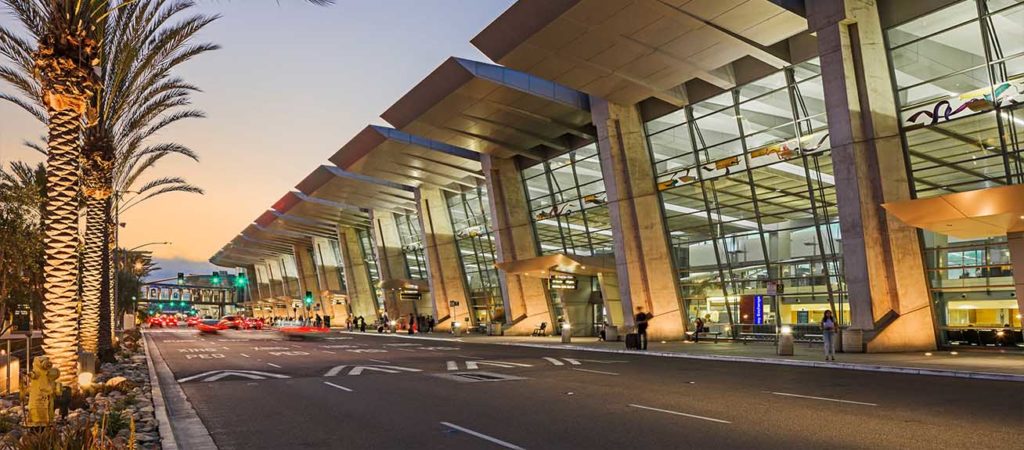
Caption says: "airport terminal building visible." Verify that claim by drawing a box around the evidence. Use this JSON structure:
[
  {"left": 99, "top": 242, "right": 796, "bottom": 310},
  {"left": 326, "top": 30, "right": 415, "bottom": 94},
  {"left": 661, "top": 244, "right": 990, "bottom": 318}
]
[{"left": 210, "top": 0, "right": 1024, "bottom": 352}]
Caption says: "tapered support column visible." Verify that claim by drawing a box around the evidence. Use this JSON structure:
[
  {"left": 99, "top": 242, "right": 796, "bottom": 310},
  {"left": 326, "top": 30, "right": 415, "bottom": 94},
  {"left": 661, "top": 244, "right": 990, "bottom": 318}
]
[
  {"left": 371, "top": 211, "right": 413, "bottom": 320},
  {"left": 1008, "top": 232, "right": 1024, "bottom": 324},
  {"left": 337, "top": 225, "right": 378, "bottom": 321},
  {"left": 591, "top": 98, "right": 685, "bottom": 340},
  {"left": 293, "top": 243, "right": 321, "bottom": 320},
  {"left": 312, "top": 236, "right": 344, "bottom": 323},
  {"left": 482, "top": 154, "right": 554, "bottom": 335},
  {"left": 810, "top": 0, "right": 936, "bottom": 351},
  {"left": 417, "top": 187, "right": 469, "bottom": 331}
]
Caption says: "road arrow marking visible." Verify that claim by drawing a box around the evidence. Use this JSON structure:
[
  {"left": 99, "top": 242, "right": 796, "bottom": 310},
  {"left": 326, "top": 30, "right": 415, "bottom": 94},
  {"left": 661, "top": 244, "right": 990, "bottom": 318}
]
[
  {"left": 465, "top": 361, "right": 533, "bottom": 370},
  {"left": 348, "top": 365, "right": 422, "bottom": 376},
  {"left": 324, "top": 365, "right": 348, "bottom": 377},
  {"left": 177, "top": 370, "right": 290, "bottom": 383}
]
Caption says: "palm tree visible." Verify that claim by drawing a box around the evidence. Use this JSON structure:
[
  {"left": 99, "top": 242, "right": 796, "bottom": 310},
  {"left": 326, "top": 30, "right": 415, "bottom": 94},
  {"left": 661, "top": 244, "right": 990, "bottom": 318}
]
[
  {"left": 0, "top": 0, "right": 108, "bottom": 384},
  {"left": 83, "top": 0, "right": 216, "bottom": 358},
  {"left": 0, "top": 161, "right": 46, "bottom": 334}
]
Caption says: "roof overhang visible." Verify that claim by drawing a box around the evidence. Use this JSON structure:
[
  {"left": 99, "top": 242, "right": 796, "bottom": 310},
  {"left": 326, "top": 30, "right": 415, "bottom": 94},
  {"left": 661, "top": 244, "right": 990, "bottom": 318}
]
[
  {"left": 296, "top": 165, "right": 417, "bottom": 214},
  {"left": 472, "top": 0, "right": 812, "bottom": 107},
  {"left": 330, "top": 125, "right": 484, "bottom": 192},
  {"left": 382, "top": 57, "right": 595, "bottom": 164},
  {"left": 882, "top": 185, "right": 1024, "bottom": 239}
]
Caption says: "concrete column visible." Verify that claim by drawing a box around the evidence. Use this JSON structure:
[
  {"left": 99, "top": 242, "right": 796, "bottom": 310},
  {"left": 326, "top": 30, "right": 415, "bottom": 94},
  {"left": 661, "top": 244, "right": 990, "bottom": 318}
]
[
  {"left": 809, "top": 0, "right": 937, "bottom": 351},
  {"left": 591, "top": 97, "right": 685, "bottom": 340},
  {"left": 337, "top": 225, "right": 378, "bottom": 321},
  {"left": 312, "top": 237, "right": 343, "bottom": 323},
  {"left": 293, "top": 243, "right": 321, "bottom": 320},
  {"left": 370, "top": 211, "right": 412, "bottom": 320},
  {"left": 416, "top": 187, "right": 469, "bottom": 331},
  {"left": 1007, "top": 232, "right": 1024, "bottom": 322},
  {"left": 482, "top": 154, "right": 554, "bottom": 335},
  {"left": 597, "top": 272, "right": 624, "bottom": 327}
]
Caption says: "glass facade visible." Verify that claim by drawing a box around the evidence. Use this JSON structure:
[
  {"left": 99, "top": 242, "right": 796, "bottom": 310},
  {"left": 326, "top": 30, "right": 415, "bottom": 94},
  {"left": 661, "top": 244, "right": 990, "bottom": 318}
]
[
  {"left": 521, "top": 143, "right": 613, "bottom": 256},
  {"left": 886, "top": 0, "right": 1024, "bottom": 343},
  {"left": 357, "top": 228, "right": 384, "bottom": 312},
  {"left": 396, "top": 214, "right": 428, "bottom": 280},
  {"left": 327, "top": 239, "right": 348, "bottom": 293},
  {"left": 646, "top": 59, "right": 847, "bottom": 339},
  {"left": 446, "top": 185, "right": 505, "bottom": 323}
]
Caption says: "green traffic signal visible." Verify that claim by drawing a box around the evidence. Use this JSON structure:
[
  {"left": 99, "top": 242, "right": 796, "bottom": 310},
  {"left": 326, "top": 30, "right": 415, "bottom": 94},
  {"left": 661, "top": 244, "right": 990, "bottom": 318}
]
[
  {"left": 304, "top": 291, "right": 313, "bottom": 305},
  {"left": 235, "top": 274, "right": 248, "bottom": 287},
  {"left": 211, "top": 271, "right": 221, "bottom": 285}
]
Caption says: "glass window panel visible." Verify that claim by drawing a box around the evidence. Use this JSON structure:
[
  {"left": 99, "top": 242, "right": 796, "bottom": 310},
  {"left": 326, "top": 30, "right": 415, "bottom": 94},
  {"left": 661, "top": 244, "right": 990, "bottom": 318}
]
[
  {"left": 891, "top": 22, "right": 986, "bottom": 89},
  {"left": 887, "top": 1, "right": 979, "bottom": 47}
]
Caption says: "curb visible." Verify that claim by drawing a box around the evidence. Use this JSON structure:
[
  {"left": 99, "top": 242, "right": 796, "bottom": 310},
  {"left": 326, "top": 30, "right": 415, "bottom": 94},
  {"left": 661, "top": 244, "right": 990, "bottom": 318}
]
[
  {"left": 142, "top": 331, "right": 218, "bottom": 449},
  {"left": 141, "top": 331, "right": 177, "bottom": 450},
  {"left": 341, "top": 331, "right": 1024, "bottom": 383}
]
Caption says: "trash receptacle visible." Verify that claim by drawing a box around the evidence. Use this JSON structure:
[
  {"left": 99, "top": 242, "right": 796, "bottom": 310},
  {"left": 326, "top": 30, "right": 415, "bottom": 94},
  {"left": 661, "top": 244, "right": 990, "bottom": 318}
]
[
  {"left": 603, "top": 325, "right": 619, "bottom": 342},
  {"left": 487, "top": 323, "right": 503, "bottom": 336},
  {"left": 777, "top": 331, "right": 794, "bottom": 356}
]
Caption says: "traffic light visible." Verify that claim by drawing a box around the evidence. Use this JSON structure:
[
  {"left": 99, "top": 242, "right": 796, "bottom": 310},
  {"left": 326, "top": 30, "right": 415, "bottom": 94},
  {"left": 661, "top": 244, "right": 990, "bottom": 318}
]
[
  {"left": 211, "top": 272, "right": 221, "bottom": 285},
  {"left": 304, "top": 291, "right": 313, "bottom": 306},
  {"left": 177, "top": 273, "right": 184, "bottom": 285},
  {"left": 235, "top": 273, "right": 248, "bottom": 287}
]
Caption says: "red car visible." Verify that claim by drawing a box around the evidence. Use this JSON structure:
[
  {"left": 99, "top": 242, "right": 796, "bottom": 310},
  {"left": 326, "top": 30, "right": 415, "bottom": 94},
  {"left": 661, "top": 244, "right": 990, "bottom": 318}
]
[
  {"left": 147, "top": 317, "right": 164, "bottom": 328},
  {"left": 196, "top": 319, "right": 227, "bottom": 334},
  {"left": 186, "top": 317, "right": 200, "bottom": 327},
  {"left": 244, "top": 317, "right": 265, "bottom": 330},
  {"left": 163, "top": 316, "right": 179, "bottom": 327},
  {"left": 218, "top": 315, "right": 247, "bottom": 330}
]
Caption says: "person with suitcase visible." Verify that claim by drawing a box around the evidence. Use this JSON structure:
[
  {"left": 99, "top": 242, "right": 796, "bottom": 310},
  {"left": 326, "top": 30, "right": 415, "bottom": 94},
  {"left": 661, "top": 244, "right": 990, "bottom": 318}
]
[{"left": 634, "top": 306, "right": 650, "bottom": 350}]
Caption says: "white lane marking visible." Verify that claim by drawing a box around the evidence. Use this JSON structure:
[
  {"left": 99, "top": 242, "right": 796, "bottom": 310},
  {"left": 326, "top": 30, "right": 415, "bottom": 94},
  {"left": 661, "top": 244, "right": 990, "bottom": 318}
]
[
  {"left": 324, "top": 365, "right": 347, "bottom": 377},
  {"left": 628, "top": 404, "right": 731, "bottom": 424},
  {"left": 240, "top": 353, "right": 250, "bottom": 358},
  {"left": 446, "top": 361, "right": 459, "bottom": 371},
  {"left": 564, "top": 358, "right": 581, "bottom": 365},
  {"left": 440, "top": 422, "right": 525, "bottom": 450},
  {"left": 543, "top": 357, "right": 564, "bottom": 366},
  {"left": 770, "top": 392, "right": 877, "bottom": 406},
  {"left": 394, "top": 348, "right": 415, "bottom": 352},
  {"left": 348, "top": 365, "right": 421, "bottom": 376},
  {"left": 323, "top": 381, "right": 353, "bottom": 392},
  {"left": 322, "top": 350, "right": 337, "bottom": 354},
  {"left": 572, "top": 368, "right": 618, "bottom": 376},
  {"left": 177, "top": 370, "right": 289, "bottom": 383},
  {"left": 267, "top": 363, "right": 282, "bottom": 368},
  {"left": 464, "top": 360, "right": 532, "bottom": 370},
  {"left": 368, "top": 359, "right": 390, "bottom": 364}
]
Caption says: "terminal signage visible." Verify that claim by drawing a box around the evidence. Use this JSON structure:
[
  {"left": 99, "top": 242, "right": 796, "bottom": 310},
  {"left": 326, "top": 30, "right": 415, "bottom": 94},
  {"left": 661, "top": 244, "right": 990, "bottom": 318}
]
[
  {"left": 754, "top": 295, "right": 764, "bottom": 325},
  {"left": 550, "top": 275, "right": 577, "bottom": 290}
]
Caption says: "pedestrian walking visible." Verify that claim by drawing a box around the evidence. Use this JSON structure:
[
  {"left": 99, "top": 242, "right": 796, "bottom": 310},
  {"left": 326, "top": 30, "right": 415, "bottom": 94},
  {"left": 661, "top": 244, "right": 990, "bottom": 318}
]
[
  {"left": 324, "top": 315, "right": 331, "bottom": 329},
  {"left": 358, "top": 316, "right": 366, "bottom": 333},
  {"left": 314, "top": 314, "right": 323, "bottom": 328},
  {"left": 346, "top": 316, "right": 353, "bottom": 331},
  {"left": 821, "top": 310, "right": 837, "bottom": 361},
  {"left": 427, "top": 316, "right": 435, "bottom": 333},
  {"left": 408, "top": 314, "right": 416, "bottom": 335},
  {"left": 635, "top": 307, "right": 650, "bottom": 350}
]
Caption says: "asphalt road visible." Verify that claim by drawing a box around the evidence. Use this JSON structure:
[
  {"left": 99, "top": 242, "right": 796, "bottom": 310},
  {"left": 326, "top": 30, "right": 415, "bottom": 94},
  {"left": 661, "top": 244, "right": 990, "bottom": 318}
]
[{"left": 145, "top": 328, "right": 1024, "bottom": 450}]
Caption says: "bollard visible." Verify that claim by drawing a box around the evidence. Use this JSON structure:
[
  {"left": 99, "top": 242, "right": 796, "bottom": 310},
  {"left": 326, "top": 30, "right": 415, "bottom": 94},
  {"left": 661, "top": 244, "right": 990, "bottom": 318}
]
[{"left": 561, "top": 323, "right": 572, "bottom": 343}]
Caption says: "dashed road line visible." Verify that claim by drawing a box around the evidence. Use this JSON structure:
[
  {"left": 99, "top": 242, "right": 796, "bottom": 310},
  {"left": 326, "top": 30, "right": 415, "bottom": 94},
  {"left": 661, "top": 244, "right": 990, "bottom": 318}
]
[
  {"left": 322, "top": 350, "right": 337, "bottom": 354},
  {"left": 267, "top": 363, "right": 282, "bottom": 368},
  {"left": 368, "top": 359, "right": 390, "bottom": 364},
  {"left": 628, "top": 404, "right": 731, "bottom": 424},
  {"left": 324, "top": 381, "right": 353, "bottom": 392},
  {"left": 769, "top": 392, "right": 877, "bottom": 406},
  {"left": 440, "top": 422, "right": 524, "bottom": 450},
  {"left": 240, "top": 353, "right": 250, "bottom": 358},
  {"left": 573, "top": 368, "right": 618, "bottom": 376}
]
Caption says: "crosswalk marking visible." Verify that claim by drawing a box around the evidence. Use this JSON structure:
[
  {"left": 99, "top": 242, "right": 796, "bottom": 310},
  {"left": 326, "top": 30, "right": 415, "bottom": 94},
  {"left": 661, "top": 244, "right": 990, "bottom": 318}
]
[
  {"left": 446, "top": 361, "right": 458, "bottom": 371},
  {"left": 543, "top": 357, "right": 563, "bottom": 366}
]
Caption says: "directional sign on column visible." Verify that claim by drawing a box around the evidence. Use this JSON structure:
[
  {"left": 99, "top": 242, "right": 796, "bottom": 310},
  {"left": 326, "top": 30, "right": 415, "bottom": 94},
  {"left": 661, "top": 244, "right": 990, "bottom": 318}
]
[
  {"left": 177, "top": 370, "right": 291, "bottom": 383},
  {"left": 323, "top": 365, "right": 422, "bottom": 376}
]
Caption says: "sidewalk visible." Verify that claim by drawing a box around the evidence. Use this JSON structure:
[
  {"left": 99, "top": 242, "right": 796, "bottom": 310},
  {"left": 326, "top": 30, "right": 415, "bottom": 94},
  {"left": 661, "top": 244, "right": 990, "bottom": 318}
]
[{"left": 342, "top": 330, "right": 1024, "bottom": 382}]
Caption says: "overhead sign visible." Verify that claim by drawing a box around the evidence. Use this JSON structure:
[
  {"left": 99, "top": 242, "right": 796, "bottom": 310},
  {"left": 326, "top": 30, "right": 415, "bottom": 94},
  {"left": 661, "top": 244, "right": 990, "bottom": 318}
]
[{"left": 550, "top": 275, "right": 577, "bottom": 290}]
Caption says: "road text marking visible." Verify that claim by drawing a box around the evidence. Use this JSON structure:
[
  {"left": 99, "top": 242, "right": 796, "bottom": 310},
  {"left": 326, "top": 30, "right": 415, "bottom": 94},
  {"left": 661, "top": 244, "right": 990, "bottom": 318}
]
[
  {"left": 323, "top": 381, "right": 353, "bottom": 392},
  {"left": 440, "top": 422, "right": 524, "bottom": 450},
  {"left": 628, "top": 404, "right": 730, "bottom": 424},
  {"left": 769, "top": 392, "right": 877, "bottom": 406}
]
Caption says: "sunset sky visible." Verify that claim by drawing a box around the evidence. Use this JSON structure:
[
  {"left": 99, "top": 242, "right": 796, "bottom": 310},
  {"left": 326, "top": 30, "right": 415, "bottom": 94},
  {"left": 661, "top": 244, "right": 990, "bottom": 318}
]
[{"left": 0, "top": 0, "right": 514, "bottom": 279}]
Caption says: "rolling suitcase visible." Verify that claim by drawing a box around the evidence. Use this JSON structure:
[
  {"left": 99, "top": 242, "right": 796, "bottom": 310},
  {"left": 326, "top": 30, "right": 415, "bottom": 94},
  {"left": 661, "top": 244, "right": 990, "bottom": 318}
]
[{"left": 626, "top": 332, "right": 640, "bottom": 350}]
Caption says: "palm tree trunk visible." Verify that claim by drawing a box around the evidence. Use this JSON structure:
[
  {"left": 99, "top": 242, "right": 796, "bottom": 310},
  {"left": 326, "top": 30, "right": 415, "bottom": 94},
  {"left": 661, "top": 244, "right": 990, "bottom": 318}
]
[
  {"left": 98, "top": 196, "right": 115, "bottom": 360},
  {"left": 80, "top": 193, "right": 104, "bottom": 354},
  {"left": 42, "top": 107, "right": 84, "bottom": 386}
]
